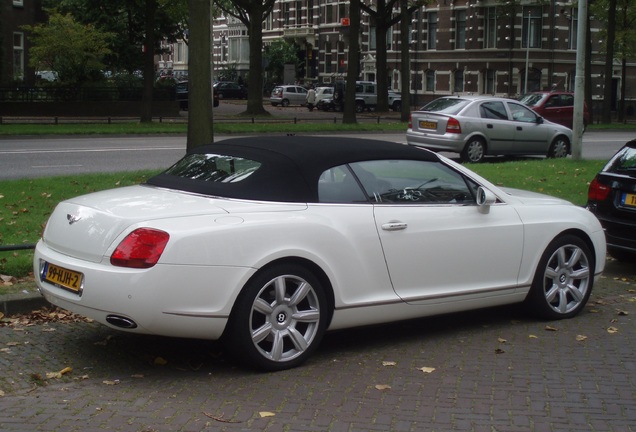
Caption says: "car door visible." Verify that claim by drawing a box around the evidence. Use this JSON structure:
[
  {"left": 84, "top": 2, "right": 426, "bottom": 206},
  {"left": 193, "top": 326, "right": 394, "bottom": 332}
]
[
  {"left": 476, "top": 101, "right": 517, "bottom": 153},
  {"left": 349, "top": 160, "right": 524, "bottom": 304},
  {"left": 294, "top": 86, "right": 308, "bottom": 104},
  {"left": 507, "top": 101, "right": 551, "bottom": 154}
]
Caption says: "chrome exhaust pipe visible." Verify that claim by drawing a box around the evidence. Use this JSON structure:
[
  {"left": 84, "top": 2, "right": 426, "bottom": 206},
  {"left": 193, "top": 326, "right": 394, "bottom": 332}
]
[{"left": 106, "top": 315, "right": 138, "bottom": 329}]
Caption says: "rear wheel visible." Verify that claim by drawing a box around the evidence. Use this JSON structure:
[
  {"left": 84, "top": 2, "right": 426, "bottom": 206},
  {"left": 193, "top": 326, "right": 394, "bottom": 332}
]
[
  {"left": 548, "top": 136, "right": 570, "bottom": 158},
  {"left": 461, "top": 138, "right": 486, "bottom": 163},
  {"left": 525, "top": 234, "right": 594, "bottom": 320},
  {"left": 392, "top": 101, "right": 402, "bottom": 112},
  {"left": 355, "top": 101, "right": 365, "bottom": 113},
  {"left": 226, "top": 264, "right": 328, "bottom": 371},
  {"left": 281, "top": 99, "right": 290, "bottom": 107}
]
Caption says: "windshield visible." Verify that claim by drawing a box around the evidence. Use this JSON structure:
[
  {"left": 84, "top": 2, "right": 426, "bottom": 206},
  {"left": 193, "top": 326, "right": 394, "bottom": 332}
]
[
  {"left": 608, "top": 146, "right": 636, "bottom": 173},
  {"left": 518, "top": 94, "right": 544, "bottom": 107},
  {"left": 420, "top": 98, "right": 470, "bottom": 115}
]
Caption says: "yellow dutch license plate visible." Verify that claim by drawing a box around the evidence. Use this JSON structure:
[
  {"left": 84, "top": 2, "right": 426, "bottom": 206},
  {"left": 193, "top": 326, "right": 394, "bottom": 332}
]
[
  {"left": 622, "top": 193, "right": 636, "bottom": 208},
  {"left": 419, "top": 120, "right": 437, "bottom": 130},
  {"left": 44, "top": 262, "right": 83, "bottom": 293}
]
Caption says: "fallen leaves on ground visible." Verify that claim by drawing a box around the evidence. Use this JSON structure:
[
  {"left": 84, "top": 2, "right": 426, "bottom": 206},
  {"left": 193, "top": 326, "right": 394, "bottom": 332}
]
[
  {"left": 607, "top": 327, "right": 619, "bottom": 334},
  {"left": 0, "top": 307, "right": 92, "bottom": 328},
  {"left": 259, "top": 411, "right": 276, "bottom": 418},
  {"left": 576, "top": 335, "right": 588, "bottom": 342},
  {"left": 375, "top": 384, "right": 391, "bottom": 390},
  {"left": 417, "top": 366, "right": 436, "bottom": 373},
  {"left": 382, "top": 361, "right": 397, "bottom": 367},
  {"left": 203, "top": 412, "right": 241, "bottom": 423},
  {"left": 46, "top": 366, "right": 73, "bottom": 379},
  {"left": 545, "top": 325, "right": 558, "bottom": 332}
]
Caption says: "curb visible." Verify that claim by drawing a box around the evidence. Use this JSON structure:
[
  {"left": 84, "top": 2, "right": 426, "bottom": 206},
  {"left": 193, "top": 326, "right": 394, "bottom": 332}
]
[{"left": 1, "top": 291, "right": 48, "bottom": 316}]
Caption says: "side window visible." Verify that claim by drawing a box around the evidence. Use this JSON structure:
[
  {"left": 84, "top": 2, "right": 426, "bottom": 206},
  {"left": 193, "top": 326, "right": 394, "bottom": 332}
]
[
  {"left": 508, "top": 102, "right": 538, "bottom": 123},
  {"left": 479, "top": 101, "right": 508, "bottom": 120},
  {"left": 350, "top": 160, "right": 478, "bottom": 204},
  {"left": 288, "top": 87, "right": 296, "bottom": 93},
  {"left": 318, "top": 165, "right": 368, "bottom": 203},
  {"left": 562, "top": 94, "right": 574, "bottom": 106},
  {"left": 544, "top": 96, "right": 559, "bottom": 107}
]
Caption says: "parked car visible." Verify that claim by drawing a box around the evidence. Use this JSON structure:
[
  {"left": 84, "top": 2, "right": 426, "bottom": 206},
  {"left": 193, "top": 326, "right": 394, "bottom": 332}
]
[
  {"left": 314, "top": 86, "right": 334, "bottom": 102},
  {"left": 586, "top": 139, "right": 636, "bottom": 261},
  {"left": 213, "top": 81, "right": 247, "bottom": 99},
  {"left": 519, "top": 91, "right": 590, "bottom": 129},
  {"left": 176, "top": 81, "right": 219, "bottom": 110},
  {"left": 34, "top": 136, "right": 605, "bottom": 371},
  {"left": 316, "top": 81, "right": 401, "bottom": 112},
  {"left": 270, "top": 85, "right": 308, "bottom": 107},
  {"left": 407, "top": 95, "right": 573, "bottom": 163}
]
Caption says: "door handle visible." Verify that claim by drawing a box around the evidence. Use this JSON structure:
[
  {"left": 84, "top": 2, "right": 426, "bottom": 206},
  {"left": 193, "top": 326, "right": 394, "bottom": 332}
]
[
  {"left": 486, "top": 124, "right": 493, "bottom": 129},
  {"left": 382, "top": 222, "right": 408, "bottom": 231},
  {"left": 516, "top": 126, "right": 522, "bottom": 131}
]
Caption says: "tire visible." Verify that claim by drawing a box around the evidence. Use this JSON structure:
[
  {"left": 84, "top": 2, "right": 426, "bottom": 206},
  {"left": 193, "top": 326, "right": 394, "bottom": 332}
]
[
  {"left": 226, "top": 263, "right": 328, "bottom": 371},
  {"left": 461, "top": 138, "right": 486, "bottom": 163},
  {"left": 548, "top": 136, "right": 570, "bottom": 158},
  {"left": 392, "top": 101, "right": 402, "bottom": 112},
  {"left": 525, "top": 234, "right": 594, "bottom": 320},
  {"left": 281, "top": 99, "right": 290, "bottom": 107},
  {"left": 355, "top": 101, "right": 365, "bottom": 113}
]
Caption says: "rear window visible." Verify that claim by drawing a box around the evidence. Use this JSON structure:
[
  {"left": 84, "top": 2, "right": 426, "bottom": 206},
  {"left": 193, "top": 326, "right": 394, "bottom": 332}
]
[
  {"left": 420, "top": 98, "right": 470, "bottom": 115},
  {"left": 163, "top": 153, "right": 261, "bottom": 183},
  {"left": 607, "top": 145, "right": 636, "bottom": 174},
  {"left": 518, "top": 94, "right": 544, "bottom": 107}
]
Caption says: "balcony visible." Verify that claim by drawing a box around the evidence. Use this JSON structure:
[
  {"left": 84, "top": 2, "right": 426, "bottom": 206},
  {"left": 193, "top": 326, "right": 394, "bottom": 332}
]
[{"left": 283, "top": 26, "right": 315, "bottom": 45}]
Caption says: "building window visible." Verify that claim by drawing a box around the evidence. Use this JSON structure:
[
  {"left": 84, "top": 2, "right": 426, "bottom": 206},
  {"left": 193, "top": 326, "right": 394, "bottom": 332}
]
[
  {"left": 370, "top": 26, "right": 377, "bottom": 51},
  {"left": 455, "top": 10, "right": 466, "bottom": 50},
  {"left": 295, "top": 1, "right": 302, "bottom": 25},
  {"left": 427, "top": 12, "right": 437, "bottom": 50},
  {"left": 485, "top": 69, "right": 496, "bottom": 94},
  {"left": 484, "top": 7, "right": 497, "bottom": 49},
  {"left": 454, "top": 69, "right": 464, "bottom": 93},
  {"left": 426, "top": 70, "right": 435, "bottom": 92},
  {"left": 283, "top": 2, "right": 291, "bottom": 26},
  {"left": 324, "top": 41, "right": 332, "bottom": 74},
  {"left": 13, "top": 32, "right": 24, "bottom": 80},
  {"left": 325, "top": 4, "right": 333, "bottom": 24},
  {"left": 522, "top": 7, "right": 542, "bottom": 49},
  {"left": 568, "top": 8, "right": 578, "bottom": 50}
]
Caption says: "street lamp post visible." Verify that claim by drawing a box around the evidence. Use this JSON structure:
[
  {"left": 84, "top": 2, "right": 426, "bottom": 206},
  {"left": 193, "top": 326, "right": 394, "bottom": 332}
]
[{"left": 524, "top": 9, "right": 531, "bottom": 94}]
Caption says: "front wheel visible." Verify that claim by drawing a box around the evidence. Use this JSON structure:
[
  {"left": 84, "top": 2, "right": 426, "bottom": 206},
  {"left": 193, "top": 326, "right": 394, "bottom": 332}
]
[
  {"left": 548, "top": 136, "right": 570, "bottom": 158},
  {"left": 461, "top": 138, "right": 486, "bottom": 163},
  {"left": 355, "top": 101, "right": 365, "bottom": 113},
  {"left": 525, "top": 235, "right": 594, "bottom": 320},
  {"left": 391, "top": 101, "right": 402, "bottom": 112},
  {"left": 225, "top": 264, "right": 328, "bottom": 371}
]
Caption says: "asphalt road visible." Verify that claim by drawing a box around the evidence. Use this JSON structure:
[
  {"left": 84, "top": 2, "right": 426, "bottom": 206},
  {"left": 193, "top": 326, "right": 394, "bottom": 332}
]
[{"left": 0, "top": 130, "right": 632, "bottom": 180}]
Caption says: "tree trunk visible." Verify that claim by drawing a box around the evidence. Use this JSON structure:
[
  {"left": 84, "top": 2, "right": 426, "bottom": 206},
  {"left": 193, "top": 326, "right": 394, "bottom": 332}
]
[
  {"left": 186, "top": 0, "right": 214, "bottom": 151},
  {"left": 399, "top": 0, "right": 410, "bottom": 122},
  {"left": 374, "top": 0, "right": 390, "bottom": 112},
  {"left": 141, "top": 0, "right": 157, "bottom": 123},
  {"left": 244, "top": 9, "right": 269, "bottom": 116},
  {"left": 343, "top": 0, "right": 360, "bottom": 124}
]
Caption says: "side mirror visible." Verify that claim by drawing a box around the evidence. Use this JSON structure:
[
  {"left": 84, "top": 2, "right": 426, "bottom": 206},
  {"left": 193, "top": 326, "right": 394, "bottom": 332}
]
[
  {"left": 536, "top": 116, "right": 544, "bottom": 124},
  {"left": 477, "top": 186, "right": 496, "bottom": 214}
]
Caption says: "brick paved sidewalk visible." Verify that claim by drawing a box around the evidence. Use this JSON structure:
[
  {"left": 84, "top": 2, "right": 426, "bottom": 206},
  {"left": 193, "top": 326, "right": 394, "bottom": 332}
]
[{"left": 1, "top": 259, "right": 635, "bottom": 432}]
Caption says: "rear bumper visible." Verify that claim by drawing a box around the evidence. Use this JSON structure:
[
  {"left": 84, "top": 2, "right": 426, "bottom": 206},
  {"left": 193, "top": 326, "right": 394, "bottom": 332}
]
[{"left": 406, "top": 130, "right": 465, "bottom": 152}]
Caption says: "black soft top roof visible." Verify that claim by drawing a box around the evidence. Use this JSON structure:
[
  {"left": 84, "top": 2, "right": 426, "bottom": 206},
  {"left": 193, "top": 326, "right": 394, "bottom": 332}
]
[{"left": 147, "top": 136, "right": 439, "bottom": 202}]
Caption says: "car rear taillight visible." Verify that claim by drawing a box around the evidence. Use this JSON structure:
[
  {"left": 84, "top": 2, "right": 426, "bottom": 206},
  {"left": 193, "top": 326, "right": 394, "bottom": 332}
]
[
  {"left": 446, "top": 117, "right": 461, "bottom": 134},
  {"left": 588, "top": 177, "right": 611, "bottom": 202},
  {"left": 408, "top": 114, "right": 412, "bottom": 129},
  {"left": 110, "top": 228, "right": 170, "bottom": 269}
]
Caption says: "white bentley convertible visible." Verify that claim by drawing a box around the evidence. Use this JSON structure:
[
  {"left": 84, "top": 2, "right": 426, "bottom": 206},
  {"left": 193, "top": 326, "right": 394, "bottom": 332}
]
[{"left": 34, "top": 136, "right": 606, "bottom": 371}]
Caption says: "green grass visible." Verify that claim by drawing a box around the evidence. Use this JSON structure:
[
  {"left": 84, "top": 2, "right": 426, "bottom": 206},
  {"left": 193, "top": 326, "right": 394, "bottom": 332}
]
[
  {"left": 0, "top": 159, "right": 605, "bottom": 288},
  {"left": 0, "top": 120, "right": 408, "bottom": 136}
]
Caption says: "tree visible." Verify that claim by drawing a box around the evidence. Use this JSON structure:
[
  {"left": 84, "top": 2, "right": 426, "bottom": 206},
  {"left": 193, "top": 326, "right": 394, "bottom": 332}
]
[
  {"left": 359, "top": 0, "right": 427, "bottom": 112},
  {"left": 343, "top": 0, "right": 361, "bottom": 124},
  {"left": 215, "top": 0, "right": 276, "bottom": 116},
  {"left": 186, "top": 0, "right": 214, "bottom": 150},
  {"left": 50, "top": 0, "right": 188, "bottom": 75},
  {"left": 23, "top": 12, "right": 114, "bottom": 85},
  {"left": 265, "top": 39, "right": 302, "bottom": 85}
]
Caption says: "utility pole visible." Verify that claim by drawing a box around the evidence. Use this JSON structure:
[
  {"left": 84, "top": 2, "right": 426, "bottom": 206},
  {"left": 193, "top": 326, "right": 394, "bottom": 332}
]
[{"left": 571, "top": 0, "right": 588, "bottom": 160}]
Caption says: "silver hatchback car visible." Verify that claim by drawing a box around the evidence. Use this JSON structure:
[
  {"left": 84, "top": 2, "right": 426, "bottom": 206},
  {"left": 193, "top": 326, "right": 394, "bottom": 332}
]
[
  {"left": 407, "top": 95, "right": 573, "bottom": 163},
  {"left": 270, "top": 85, "right": 308, "bottom": 107}
]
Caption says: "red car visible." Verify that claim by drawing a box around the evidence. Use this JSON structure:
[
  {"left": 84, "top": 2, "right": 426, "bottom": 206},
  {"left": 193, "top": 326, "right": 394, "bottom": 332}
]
[{"left": 519, "top": 91, "right": 589, "bottom": 130}]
